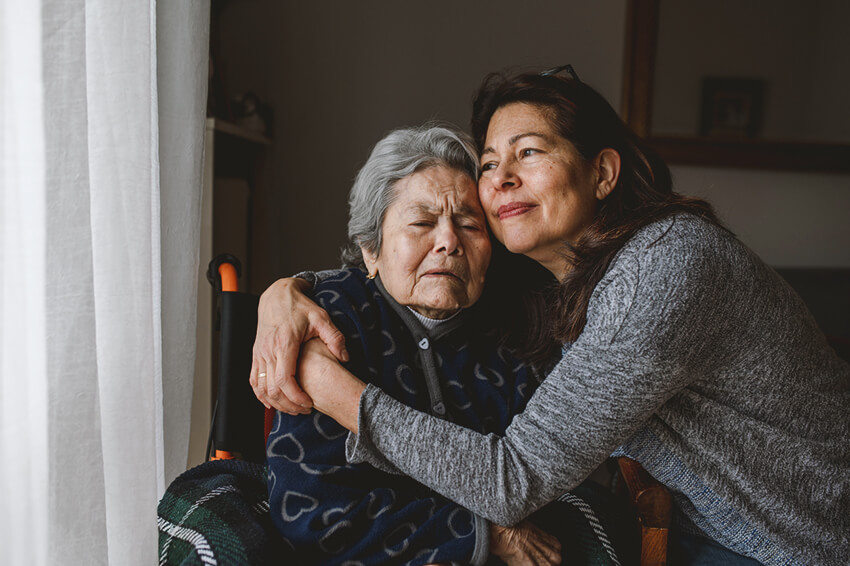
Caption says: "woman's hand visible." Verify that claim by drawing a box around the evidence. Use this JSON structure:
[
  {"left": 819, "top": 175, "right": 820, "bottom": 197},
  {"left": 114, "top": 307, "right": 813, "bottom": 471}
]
[
  {"left": 489, "top": 520, "right": 562, "bottom": 565},
  {"left": 297, "top": 338, "right": 365, "bottom": 433},
  {"left": 250, "top": 277, "right": 349, "bottom": 414}
]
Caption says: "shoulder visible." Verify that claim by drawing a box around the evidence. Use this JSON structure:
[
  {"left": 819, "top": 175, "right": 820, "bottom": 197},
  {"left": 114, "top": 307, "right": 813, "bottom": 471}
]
[
  {"left": 313, "top": 267, "right": 373, "bottom": 309},
  {"left": 624, "top": 213, "right": 733, "bottom": 257},
  {"left": 313, "top": 267, "right": 387, "bottom": 332},
  {"left": 611, "top": 213, "right": 750, "bottom": 282},
  {"left": 586, "top": 214, "right": 753, "bottom": 335}
]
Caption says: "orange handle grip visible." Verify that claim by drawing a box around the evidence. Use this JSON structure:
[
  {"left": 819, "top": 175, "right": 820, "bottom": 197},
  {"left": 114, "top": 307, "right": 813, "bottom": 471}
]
[{"left": 218, "top": 263, "right": 239, "bottom": 293}]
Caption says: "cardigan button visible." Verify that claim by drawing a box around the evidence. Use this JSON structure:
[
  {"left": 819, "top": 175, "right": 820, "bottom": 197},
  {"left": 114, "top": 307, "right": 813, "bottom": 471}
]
[
  {"left": 418, "top": 337, "right": 429, "bottom": 350},
  {"left": 433, "top": 402, "right": 446, "bottom": 415}
]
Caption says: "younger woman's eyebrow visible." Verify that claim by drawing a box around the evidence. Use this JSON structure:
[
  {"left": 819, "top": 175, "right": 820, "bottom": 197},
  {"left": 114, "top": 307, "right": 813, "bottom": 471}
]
[{"left": 481, "top": 132, "right": 551, "bottom": 156}]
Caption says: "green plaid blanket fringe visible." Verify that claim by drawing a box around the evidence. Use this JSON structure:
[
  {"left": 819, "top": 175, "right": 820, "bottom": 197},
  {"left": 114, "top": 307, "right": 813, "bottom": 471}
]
[{"left": 157, "top": 460, "right": 623, "bottom": 565}]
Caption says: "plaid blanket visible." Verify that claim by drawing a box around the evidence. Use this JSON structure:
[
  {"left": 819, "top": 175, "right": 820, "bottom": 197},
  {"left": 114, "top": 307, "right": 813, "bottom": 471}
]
[
  {"left": 158, "top": 460, "right": 625, "bottom": 565},
  {"left": 157, "top": 460, "right": 290, "bottom": 565}
]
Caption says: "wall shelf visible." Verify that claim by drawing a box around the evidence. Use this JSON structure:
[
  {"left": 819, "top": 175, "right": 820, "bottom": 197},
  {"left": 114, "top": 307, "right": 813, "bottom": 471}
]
[
  {"left": 207, "top": 117, "right": 272, "bottom": 146},
  {"left": 188, "top": 117, "right": 271, "bottom": 467}
]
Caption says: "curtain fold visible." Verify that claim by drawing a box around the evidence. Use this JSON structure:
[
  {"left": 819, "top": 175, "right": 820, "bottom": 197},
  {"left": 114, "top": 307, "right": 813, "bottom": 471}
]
[
  {"left": 158, "top": 1, "right": 212, "bottom": 488},
  {"left": 0, "top": 1, "right": 210, "bottom": 563},
  {"left": 1, "top": 3, "right": 50, "bottom": 565}
]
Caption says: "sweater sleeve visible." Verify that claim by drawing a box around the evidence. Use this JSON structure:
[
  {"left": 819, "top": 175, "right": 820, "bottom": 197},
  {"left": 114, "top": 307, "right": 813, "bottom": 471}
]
[
  {"left": 293, "top": 268, "right": 342, "bottom": 291},
  {"left": 347, "top": 218, "right": 730, "bottom": 525}
]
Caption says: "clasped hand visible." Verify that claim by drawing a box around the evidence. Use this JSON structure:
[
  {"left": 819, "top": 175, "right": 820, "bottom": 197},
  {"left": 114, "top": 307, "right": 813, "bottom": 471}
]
[{"left": 250, "top": 277, "right": 349, "bottom": 414}]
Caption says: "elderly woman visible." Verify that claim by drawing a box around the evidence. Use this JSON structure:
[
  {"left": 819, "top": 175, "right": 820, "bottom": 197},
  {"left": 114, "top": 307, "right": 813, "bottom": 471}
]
[
  {"left": 264, "top": 124, "right": 573, "bottom": 565},
  {"left": 254, "top": 68, "right": 849, "bottom": 566}
]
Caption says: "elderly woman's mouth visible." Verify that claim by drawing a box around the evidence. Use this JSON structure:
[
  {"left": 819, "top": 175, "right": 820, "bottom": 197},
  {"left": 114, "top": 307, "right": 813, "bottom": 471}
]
[{"left": 422, "top": 269, "right": 463, "bottom": 280}]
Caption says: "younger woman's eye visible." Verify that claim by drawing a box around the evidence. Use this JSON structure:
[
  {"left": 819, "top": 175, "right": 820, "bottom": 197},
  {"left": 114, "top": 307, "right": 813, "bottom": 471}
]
[{"left": 480, "top": 161, "right": 497, "bottom": 172}]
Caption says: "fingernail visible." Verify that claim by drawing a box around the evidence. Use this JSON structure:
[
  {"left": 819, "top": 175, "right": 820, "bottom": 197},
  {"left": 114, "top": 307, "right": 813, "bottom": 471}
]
[{"left": 341, "top": 348, "right": 350, "bottom": 361}]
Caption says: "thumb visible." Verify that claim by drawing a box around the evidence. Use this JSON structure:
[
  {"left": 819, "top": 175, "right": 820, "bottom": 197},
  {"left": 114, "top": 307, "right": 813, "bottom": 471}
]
[{"left": 314, "top": 315, "right": 349, "bottom": 362}]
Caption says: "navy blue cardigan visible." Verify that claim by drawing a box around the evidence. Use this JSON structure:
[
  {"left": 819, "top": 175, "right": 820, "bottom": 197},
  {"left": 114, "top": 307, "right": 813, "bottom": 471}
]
[{"left": 266, "top": 268, "right": 538, "bottom": 565}]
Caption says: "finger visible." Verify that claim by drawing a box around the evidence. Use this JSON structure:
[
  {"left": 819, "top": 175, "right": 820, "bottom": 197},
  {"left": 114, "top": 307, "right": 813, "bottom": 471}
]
[
  {"left": 250, "top": 360, "right": 271, "bottom": 409},
  {"left": 532, "top": 529, "right": 560, "bottom": 549},
  {"left": 279, "top": 334, "right": 301, "bottom": 396},
  {"left": 281, "top": 375, "right": 312, "bottom": 414},
  {"left": 249, "top": 358, "right": 259, "bottom": 390},
  {"left": 535, "top": 542, "right": 562, "bottom": 566},
  {"left": 262, "top": 354, "right": 280, "bottom": 404},
  {"left": 529, "top": 529, "right": 561, "bottom": 565},
  {"left": 542, "top": 549, "right": 562, "bottom": 566},
  {"left": 275, "top": 347, "right": 312, "bottom": 409},
  {"left": 264, "top": 363, "right": 309, "bottom": 415},
  {"left": 266, "top": 392, "right": 306, "bottom": 415},
  {"left": 527, "top": 525, "right": 559, "bottom": 547},
  {"left": 310, "top": 311, "right": 349, "bottom": 362}
]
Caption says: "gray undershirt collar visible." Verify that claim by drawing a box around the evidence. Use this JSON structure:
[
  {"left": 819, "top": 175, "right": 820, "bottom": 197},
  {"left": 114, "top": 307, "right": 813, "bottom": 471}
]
[{"left": 407, "top": 307, "right": 461, "bottom": 330}]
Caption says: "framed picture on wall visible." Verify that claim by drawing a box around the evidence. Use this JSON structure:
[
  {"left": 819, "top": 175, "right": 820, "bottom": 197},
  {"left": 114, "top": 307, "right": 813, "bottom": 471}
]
[{"left": 699, "top": 77, "right": 765, "bottom": 138}]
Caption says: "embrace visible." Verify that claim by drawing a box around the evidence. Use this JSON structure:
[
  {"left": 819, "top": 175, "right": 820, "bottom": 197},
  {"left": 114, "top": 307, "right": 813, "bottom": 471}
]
[{"left": 252, "top": 67, "right": 850, "bottom": 565}]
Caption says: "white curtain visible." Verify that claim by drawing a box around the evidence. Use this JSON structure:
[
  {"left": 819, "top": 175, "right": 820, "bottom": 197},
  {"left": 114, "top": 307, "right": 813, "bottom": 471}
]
[{"left": 1, "top": 1, "right": 210, "bottom": 563}]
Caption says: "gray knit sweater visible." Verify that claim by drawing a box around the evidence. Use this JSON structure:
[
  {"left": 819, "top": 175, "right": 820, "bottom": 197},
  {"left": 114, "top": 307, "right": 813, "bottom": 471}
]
[{"left": 346, "top": 213, "right": 850, "bottom": 565}]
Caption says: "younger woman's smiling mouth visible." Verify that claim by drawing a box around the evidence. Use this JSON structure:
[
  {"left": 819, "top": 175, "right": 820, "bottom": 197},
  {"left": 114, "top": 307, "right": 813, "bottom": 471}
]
[{"left": 496, "top": 202, "right": 537, "bottom": 220}]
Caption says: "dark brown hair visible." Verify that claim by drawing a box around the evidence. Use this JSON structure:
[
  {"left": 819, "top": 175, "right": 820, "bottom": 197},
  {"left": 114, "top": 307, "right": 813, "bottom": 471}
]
[{"left": 471, "top": 71, "right": 721, "bottom": 363}]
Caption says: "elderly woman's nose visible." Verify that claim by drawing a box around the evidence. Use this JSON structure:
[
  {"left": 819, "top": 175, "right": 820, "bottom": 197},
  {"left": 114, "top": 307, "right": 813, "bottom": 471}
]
[{"left": 433, "top": 221, "right": 461, "bottom": 255}]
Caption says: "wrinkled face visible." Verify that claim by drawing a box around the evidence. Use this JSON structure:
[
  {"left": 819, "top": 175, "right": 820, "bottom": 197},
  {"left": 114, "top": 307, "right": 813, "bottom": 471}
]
[
  {"left": 362, "top": 165, "right": 491, "bottom": 319},
  {"left": 478, "top": 102, "right": 604, "bottom": 277}
]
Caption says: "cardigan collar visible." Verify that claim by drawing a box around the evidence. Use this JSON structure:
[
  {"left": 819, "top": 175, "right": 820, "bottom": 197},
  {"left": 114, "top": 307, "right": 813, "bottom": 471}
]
[{"left": 373, "top": 275, "right": 469, "bottom": 342}]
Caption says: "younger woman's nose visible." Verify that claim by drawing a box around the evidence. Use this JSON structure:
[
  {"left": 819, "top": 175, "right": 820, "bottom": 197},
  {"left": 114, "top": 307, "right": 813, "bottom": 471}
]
[{"left": 488, "top": 161, "right": 518, "bottom": 191}]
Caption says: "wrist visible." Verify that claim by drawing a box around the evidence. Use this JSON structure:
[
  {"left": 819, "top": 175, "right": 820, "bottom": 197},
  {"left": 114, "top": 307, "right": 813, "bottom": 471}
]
[
  {"left": 303, "top": 354, "right": 366, "bottom": 434},
  {"left": 320, "top": 377, "right": 365, "bottom": 434},
  {"left": 488, "top": 523, "right": 513, "bottom": 561}
]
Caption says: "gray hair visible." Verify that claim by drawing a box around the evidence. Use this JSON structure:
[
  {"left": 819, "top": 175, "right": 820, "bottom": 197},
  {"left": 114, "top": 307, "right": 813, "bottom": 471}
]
[{"left": 341, "top": 124, "right": 480, "bottom": 268}]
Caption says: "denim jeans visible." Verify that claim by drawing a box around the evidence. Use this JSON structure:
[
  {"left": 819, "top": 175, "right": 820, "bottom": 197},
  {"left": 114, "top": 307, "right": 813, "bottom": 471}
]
[
  {"left": 614, "top": 428, "right": 802, "bottom": 565},
  {"left": 672, "top": 531, "right": 764, "bottom": 566}
]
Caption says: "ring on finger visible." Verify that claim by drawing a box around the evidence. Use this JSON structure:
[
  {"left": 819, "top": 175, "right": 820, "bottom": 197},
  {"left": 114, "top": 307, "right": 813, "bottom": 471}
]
[{"left": 258, "top": 372, "right": 267, "bottom": 378}]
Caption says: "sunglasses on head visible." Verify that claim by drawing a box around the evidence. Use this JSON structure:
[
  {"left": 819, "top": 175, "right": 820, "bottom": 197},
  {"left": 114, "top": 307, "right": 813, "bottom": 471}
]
[{"left": 539, "top": 64, "right": 580, "bottom": 82}]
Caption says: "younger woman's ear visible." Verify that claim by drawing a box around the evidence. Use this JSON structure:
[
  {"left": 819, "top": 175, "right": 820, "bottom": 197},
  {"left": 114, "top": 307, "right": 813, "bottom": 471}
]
[
  {"left": 594, "top": 148, "right": 621, "bottom": 200},
  {"left": 360, "top": 246, "right": 379, "bottom": 278}
]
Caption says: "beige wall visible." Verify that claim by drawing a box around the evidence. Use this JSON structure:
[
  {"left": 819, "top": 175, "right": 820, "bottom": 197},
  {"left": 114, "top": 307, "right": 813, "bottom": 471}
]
[
  {"left": 215, "top": 0, "right": 849, "bottom": 290},
  {"left": 216, "top": 0, "right": 627, "bottom": 289},
  {"left": 673, "top": 166, "right": 850, "bottom": 268}
]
